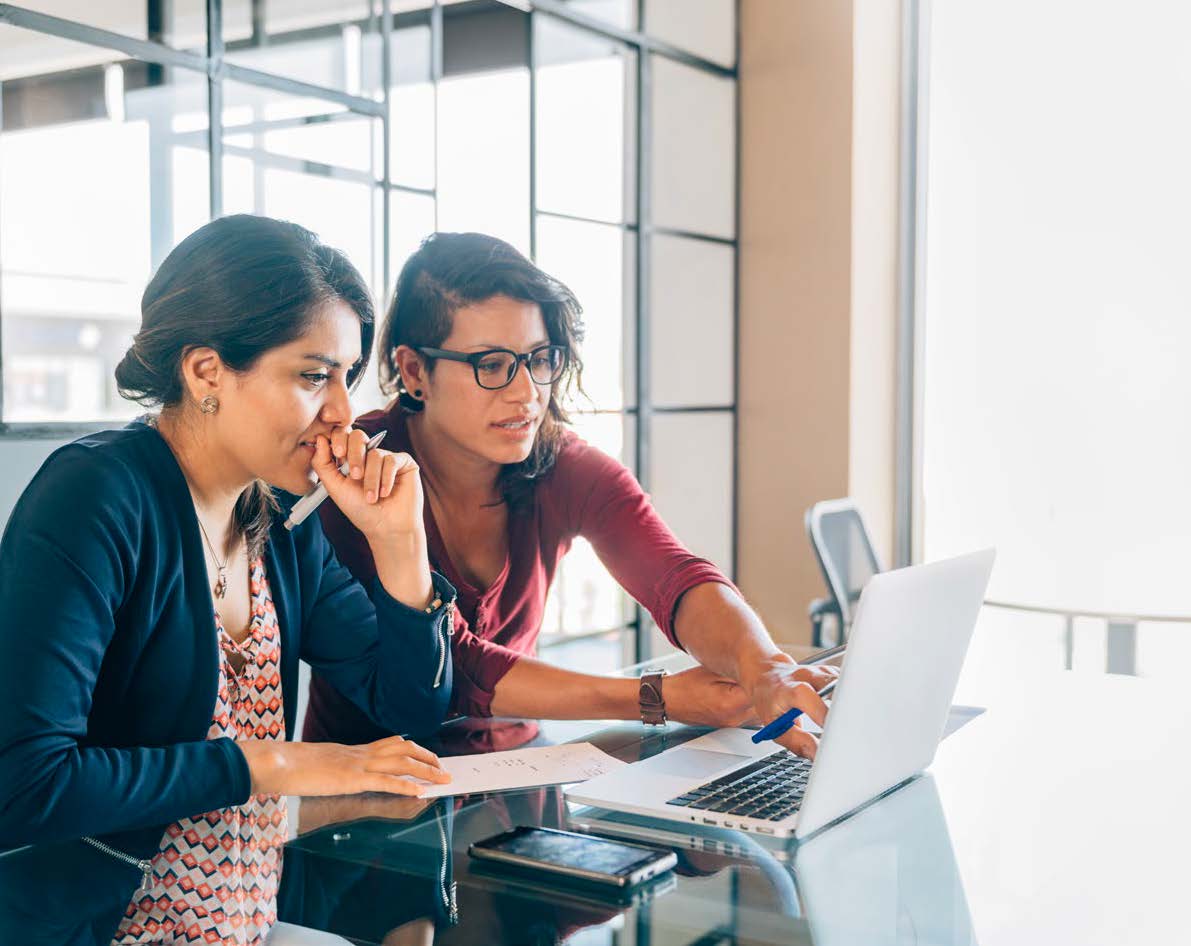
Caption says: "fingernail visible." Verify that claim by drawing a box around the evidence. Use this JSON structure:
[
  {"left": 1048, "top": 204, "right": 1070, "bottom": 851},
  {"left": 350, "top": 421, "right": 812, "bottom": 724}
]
[
  {"left": 366, "top": 490, "right": 377, "bottom": 504},
  {"left": 352, "top": 466, "right": 362, "bottom": 479}
]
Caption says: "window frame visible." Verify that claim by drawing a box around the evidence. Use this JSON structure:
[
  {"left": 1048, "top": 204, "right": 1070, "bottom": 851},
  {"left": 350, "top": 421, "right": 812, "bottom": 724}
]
[{"left": 0, "top": 0, "right": 741, "bottom": 663}]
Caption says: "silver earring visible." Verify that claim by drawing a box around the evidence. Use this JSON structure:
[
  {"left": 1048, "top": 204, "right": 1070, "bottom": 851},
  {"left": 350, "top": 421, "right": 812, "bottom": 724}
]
[{"left": 199, "top": 395, "right": 219, "bottom": 415}]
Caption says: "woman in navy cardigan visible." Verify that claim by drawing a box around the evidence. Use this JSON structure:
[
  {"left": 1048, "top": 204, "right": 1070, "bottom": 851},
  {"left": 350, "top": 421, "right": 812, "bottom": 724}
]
[{"left": 0, "top": 215, "right": 455, "bottom": 943}]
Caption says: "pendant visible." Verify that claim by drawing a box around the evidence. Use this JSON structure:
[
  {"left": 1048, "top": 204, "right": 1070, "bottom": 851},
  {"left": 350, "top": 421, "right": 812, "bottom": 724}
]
[{"left": 214, "top": 567, "right": 227, "bottom": 599}]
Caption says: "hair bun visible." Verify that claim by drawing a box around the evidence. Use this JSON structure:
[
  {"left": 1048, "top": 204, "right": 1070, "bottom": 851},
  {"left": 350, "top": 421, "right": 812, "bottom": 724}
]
[{"left": 114, "top": 338, "right": 173, "bottom": 406}]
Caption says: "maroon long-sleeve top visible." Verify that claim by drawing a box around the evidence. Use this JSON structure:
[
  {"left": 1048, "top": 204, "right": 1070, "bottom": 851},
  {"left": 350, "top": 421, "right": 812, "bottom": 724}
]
[{"left": 302, "top": 407, "right": 733, "bottom": 744}]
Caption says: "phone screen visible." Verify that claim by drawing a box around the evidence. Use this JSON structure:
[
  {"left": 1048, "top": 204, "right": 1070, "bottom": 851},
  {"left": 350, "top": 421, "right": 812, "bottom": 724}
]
[{"left": 482, "top": 829, "right": 657, "bottom": 876}]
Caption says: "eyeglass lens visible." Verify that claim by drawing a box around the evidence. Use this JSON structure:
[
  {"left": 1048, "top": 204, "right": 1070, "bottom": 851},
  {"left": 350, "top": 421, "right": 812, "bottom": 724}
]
[{"left": 475, "top": 347, "right": 566, "bottom": 389}]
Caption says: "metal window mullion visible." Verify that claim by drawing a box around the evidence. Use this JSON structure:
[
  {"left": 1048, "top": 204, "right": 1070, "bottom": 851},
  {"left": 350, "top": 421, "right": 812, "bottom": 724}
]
[
  {"left": 218, "top": 145, "right": 374, "bottom": 184},
  {"left": 0, "top": 5, "right": 209, "bottom": 74},
  {"left": 250, "top": 0, "right": 264, "bottom": 46},
  {"left": 648, "top": 224, "right": 735, "bottom": 246},
  {"left": 219, "top": 5, "right": 431, "bottom": 56},
  {"left": 204, "top": 109, "right": 367, "bottom": 141},
  {"left": 221, "top": 62, "right": 384, "bottom": 116},
  {"left": 894, "top": 0, "right": 919, "bottom": 568},
  {"left": 652, "top": 404, "right": 735, "bottom": 414},
  {"left": 896, "top": 0, "right": 930, "bottom": 567},
  {"left": 386, "top": 181, "right": 436, "bottom": 198},
  {"left": 537, "top": 208, "right": 637, "bottom": 231},
  {"left": 0, "top": 422, "right": 112, "bottom": 440},
  {"left": 730, "top": 0, "right": 740, "bottom": 583},
  {"left": 632, "top": 32, "right": 652, "bottom": 664},
  {"left": 381, "top": 0, "right": 393, "bottom": 297},
  {"left": 430, "top": 0, "right": 443, "bottom": 233},
  {"left": 0, "top": 82, "right": 5, "bottom": 423},
  {"left": 527, "top": 9, "right": 538, "bottom": 261},
  {"left": 207, "top": 0, "right": 224, "bottom": 218},
  {"left": 574, "top": 410, "right": 639, "bottom": 418}
]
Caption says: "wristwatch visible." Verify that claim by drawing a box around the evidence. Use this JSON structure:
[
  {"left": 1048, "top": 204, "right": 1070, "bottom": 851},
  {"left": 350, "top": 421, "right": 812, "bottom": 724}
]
[{"left": 639, "top": 668, "right": 668, "bottom": 726}]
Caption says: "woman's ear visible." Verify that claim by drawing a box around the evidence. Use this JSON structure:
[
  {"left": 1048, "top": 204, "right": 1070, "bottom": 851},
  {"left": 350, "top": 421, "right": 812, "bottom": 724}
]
[
  {"left": 178, "top": 346, "right": 226, "bottom": 405},
  {"left": 393, "top": 345, "right": 427, "bottom": 396}
]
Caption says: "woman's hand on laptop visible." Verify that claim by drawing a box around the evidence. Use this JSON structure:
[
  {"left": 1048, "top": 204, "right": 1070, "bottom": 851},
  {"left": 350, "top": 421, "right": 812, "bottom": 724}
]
[{"left": 742, "top": 656, "right": 837, "bottom": 759}]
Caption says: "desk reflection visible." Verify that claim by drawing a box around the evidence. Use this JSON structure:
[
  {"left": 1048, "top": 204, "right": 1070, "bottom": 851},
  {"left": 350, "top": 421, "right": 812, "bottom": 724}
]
[{"left": 794, "top": 775, "right": 977, "bottom": 946}]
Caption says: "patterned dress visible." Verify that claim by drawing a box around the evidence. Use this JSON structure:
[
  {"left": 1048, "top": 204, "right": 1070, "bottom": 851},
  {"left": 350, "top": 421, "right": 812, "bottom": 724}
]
[{"left": 113, "top": 557, "right": 288, "bottom": 945}]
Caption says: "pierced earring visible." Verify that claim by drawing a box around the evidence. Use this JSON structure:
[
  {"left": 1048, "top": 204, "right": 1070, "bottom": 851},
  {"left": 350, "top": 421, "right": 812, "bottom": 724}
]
[
  {"left": 413, "top": 389, "right": 423, "bottom": 399},
  {"left": 199, "top": 395, "right": 219, "bottom": 415}
]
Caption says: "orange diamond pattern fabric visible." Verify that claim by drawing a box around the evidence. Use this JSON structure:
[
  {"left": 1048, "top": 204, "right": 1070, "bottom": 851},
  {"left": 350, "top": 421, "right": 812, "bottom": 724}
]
[{"left": 113, "top": 557, "right": 288, "bottom": 945}]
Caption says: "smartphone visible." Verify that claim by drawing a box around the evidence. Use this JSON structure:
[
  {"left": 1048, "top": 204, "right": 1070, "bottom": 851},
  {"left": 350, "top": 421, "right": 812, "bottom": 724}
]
[{"left": 468, "top": 826, "right": 677, "bottom": 889}]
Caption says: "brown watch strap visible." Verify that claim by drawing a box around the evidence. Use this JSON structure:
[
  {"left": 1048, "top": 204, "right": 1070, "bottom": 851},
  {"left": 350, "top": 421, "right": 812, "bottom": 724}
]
[{"left": 639, "top": 670, "right": 667, "bottom": 726}]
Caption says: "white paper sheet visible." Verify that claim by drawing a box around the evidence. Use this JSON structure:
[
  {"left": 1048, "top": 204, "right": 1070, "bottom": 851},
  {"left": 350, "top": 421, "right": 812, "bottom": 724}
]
[{"left": 415, "top": 742, "right": 627, "bottom": 799}]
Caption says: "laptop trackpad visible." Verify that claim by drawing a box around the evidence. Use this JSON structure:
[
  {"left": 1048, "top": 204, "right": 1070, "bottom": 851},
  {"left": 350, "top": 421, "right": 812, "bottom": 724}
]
[{"left": 651, "top": 749, "right": 751, "bottom": 779}]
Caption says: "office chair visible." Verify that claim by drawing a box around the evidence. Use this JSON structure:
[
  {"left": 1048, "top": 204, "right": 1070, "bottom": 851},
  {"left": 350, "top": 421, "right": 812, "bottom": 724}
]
[{"left": 805, "top": 498, "right": 884, "bottom": 647}]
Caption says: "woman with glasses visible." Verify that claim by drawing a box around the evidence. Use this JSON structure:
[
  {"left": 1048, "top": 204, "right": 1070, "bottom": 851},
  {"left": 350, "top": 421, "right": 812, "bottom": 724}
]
[{"left": 304, "top": 232, "right": 835, "bottom": 755}]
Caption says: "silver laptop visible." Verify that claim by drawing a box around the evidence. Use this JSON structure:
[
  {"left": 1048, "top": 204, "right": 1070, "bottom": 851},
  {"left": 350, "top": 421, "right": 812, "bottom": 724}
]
[{"left": 566, "top": 549, "right": 995, "bottom": 840}]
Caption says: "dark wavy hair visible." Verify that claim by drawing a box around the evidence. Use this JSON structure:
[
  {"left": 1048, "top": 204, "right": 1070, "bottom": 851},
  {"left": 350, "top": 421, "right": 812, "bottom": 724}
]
[
  {"left": 379, "top": 232, "right": 585, "bottom": 512},
  {"left": 116, "top": 214, "right": 375, "bottom": 556}
]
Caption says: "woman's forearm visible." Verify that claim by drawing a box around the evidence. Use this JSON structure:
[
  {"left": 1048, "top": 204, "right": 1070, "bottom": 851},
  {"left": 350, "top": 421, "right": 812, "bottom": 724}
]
[
  {"left": 674, "top": 582, "right": 790, "bottom": 690},
  {"left": 488, "top": 655, "right": 640, "bottom": 720}
]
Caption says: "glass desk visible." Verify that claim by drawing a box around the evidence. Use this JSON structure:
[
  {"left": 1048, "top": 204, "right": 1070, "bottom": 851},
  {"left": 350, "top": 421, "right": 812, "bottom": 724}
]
[
  {"left": 3, "top": 634, "right": 1186, "bottom": 945},
  {"left": 271, "top": 638, "right": 1190, "bottom": 946}
]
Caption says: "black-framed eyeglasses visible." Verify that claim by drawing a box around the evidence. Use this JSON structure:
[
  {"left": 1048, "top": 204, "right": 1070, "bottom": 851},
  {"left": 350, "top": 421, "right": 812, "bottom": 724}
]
[{"left": 417, "top": 344, "right": 569, "bottom": 391}]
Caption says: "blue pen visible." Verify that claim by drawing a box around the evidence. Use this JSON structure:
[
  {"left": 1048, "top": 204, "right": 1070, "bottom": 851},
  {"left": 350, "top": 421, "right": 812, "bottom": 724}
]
[{"left": 750, "top": 680, "right": 837, "bottom": 744}]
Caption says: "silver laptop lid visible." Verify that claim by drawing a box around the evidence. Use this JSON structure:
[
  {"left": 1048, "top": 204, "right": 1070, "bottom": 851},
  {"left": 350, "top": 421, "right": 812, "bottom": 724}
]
[{"left": 795, "top": 549, "right": 995, "bottom": 838}]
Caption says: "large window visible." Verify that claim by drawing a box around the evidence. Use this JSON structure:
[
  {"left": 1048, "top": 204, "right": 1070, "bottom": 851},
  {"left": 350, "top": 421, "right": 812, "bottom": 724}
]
[
  {"left": 0, "top": 0, "right": 738, "bottom": 664},
  {"left": 916, "top": 0, "right": 1191, "bottom": 688}
]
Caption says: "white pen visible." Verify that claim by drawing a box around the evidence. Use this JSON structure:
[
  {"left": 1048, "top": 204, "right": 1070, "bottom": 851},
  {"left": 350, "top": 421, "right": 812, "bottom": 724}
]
[{"left": 284, "top": 429, "right": 387, "bottom": 531}]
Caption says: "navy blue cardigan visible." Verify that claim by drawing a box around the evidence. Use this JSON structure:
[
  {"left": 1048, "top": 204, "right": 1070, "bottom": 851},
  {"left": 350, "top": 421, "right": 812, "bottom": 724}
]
[{"left": 0, "top": 421, "right": 454, "bottom": 851}]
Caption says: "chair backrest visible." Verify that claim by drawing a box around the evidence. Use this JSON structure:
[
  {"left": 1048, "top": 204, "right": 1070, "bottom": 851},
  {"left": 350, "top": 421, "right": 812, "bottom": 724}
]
[{"left": 805, "top": 498, "right": 884, "bottom": 627}]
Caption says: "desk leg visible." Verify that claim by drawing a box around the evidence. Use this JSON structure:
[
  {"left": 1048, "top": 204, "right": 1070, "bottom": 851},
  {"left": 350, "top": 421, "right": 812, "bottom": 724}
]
[{"left": 1106, "top": 620, "right": 1137, "bottom": 676}]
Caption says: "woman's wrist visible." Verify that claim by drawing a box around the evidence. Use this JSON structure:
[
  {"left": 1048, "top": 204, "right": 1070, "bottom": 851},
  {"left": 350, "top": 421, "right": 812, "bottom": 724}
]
[
  {"left": 590, "top": 676, "right": 644, "bottom": 721},
  {"left": 238, "top": 739, "right": 284, "bottom": 795},
  {"left": 370, "top": 530, "right": 434, "bottom": 609}
]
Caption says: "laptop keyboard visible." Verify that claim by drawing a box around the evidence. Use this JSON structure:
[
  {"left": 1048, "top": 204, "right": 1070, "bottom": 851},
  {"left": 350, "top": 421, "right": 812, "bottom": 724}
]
[{"left": 666, "top": 751, "right": 811, "bottom": 822}]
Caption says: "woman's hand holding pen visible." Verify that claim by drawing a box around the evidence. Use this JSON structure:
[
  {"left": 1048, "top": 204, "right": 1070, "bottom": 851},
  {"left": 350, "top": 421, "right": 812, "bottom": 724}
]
[
  {"left": 311, "top": 427, "right": 433, "bottom": 608},
  {"left": 742, "top": 655, "right": 838, "bottom": 760},
  {"left": 312, "top": 427, "right": 423, "bottom": 538},
  {"left": 238, "top": 735, "right": 451, "bottom": 798}
]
